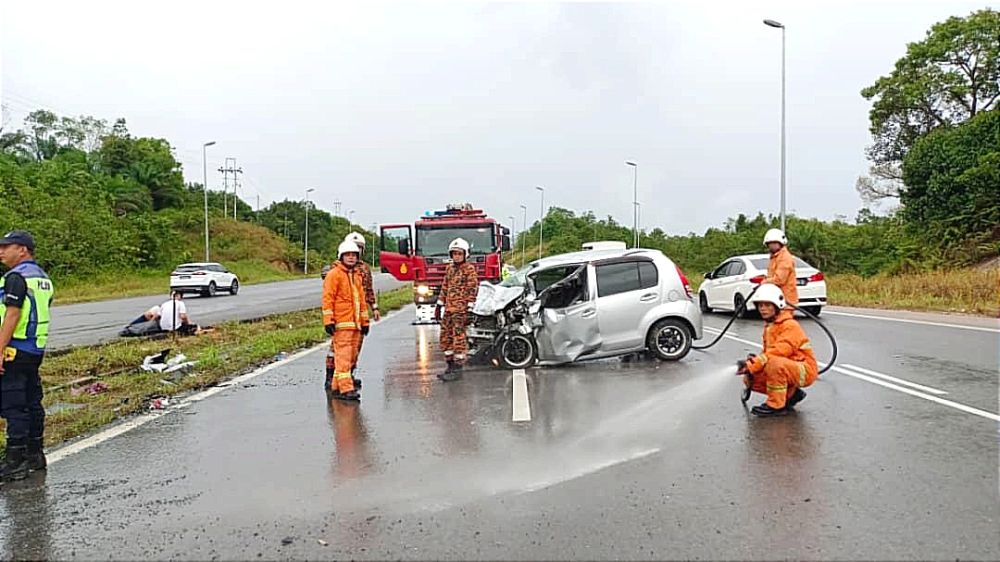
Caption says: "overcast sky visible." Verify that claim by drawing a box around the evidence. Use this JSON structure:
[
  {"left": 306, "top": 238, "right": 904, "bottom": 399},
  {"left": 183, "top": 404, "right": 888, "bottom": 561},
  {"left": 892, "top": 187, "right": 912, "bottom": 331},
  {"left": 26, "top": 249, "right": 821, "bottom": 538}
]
[{"left": 1, "top": 1, "right": 985, "bottom": 235}]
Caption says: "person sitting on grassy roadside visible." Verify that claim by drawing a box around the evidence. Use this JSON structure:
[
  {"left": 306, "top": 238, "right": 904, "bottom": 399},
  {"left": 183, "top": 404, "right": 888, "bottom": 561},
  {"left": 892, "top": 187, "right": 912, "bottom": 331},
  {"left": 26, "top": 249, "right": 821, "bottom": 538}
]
[{"left": 158, "top": 291, "right": 198, "bottom": 335}]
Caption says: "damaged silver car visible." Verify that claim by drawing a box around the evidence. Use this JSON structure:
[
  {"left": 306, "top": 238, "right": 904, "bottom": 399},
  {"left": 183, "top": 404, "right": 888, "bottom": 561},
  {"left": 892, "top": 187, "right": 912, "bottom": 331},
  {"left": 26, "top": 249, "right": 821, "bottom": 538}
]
[{"left": 467, "top": 247, "right": 703, "bottom": 368}]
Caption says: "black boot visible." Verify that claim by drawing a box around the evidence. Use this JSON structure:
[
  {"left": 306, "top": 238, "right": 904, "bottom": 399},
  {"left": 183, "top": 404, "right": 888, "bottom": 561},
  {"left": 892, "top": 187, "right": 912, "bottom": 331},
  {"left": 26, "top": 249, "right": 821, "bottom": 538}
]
[
  {"left": 751, "top": 403, "right": 788, "bottom": 417},
  {"left": 0, "top": 445, "right": 29, "bottom": 482},
  {"left": 333, "top": 390, "right": 360, "bottom": 402},
  {"left": 27, "top": 439, "right": 46, "bottom": 472},
  {"left": 785, "top": 389, "right": 806, "bottom": 410},
  {"left": 441, "top": 363, "right": 464, "bottom": 382},
  {"left": 351, "top": 368, "right": 362, "bottom": 390},
  {"left": 437, "top": 361, "right": 455, "bottom": 381}
]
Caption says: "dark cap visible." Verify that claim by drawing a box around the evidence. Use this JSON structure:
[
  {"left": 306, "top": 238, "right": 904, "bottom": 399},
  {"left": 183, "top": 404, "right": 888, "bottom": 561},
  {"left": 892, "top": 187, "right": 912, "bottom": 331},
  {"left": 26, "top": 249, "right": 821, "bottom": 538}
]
[{"left": 0, "top": 230, "right": 36, "bottom": 252}]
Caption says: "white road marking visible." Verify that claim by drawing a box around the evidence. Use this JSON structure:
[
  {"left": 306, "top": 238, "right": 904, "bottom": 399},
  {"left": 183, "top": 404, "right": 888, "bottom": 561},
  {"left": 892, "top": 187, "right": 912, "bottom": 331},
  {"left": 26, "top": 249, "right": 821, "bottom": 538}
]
[
  {"left": 48, "top": 307, "right": 409, "bottom": 466},
  {"left": 699, "top": 326, "right": 1000, "bottom": 422},
  {"left": 831, "top": 366, "right": 1000, "bottom": 423},
  {"left": 512, "top": 369, "right": 531, "bottom": 422},
  {"left": 840, "top": 363, "right": 947, "bottom": 396},
  {"left": 823, "top": 310, "right": 1000, "bottom": 334}
]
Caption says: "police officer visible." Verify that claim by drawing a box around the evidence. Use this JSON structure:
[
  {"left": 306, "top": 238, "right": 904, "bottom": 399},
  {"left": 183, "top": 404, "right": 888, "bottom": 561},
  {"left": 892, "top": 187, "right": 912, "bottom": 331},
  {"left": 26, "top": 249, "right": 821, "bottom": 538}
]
[{"left": 0, "top": 231, "right": 53, "bottom": 481}]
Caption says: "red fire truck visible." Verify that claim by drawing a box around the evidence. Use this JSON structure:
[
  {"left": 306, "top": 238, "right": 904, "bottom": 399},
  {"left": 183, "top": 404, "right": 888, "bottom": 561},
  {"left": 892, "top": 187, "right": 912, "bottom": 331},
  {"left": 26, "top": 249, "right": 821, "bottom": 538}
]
[{"left": 380, "top": 203, "right": 512, "bottom": 323}]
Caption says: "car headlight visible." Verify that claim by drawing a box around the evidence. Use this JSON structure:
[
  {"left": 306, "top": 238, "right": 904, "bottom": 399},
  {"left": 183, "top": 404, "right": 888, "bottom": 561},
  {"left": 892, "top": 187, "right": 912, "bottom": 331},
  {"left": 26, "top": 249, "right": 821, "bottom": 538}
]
[{"left": 416, "top": 285, "right": 431, "bottom": 296}]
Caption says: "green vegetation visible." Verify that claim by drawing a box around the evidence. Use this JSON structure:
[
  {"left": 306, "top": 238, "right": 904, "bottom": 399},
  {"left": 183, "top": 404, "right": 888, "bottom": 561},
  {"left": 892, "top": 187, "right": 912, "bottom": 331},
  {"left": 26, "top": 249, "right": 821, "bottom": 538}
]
[
  {"left": 0, "top": 111, "right": 377, "bottom": 299},
  {"left": 0, "top": 287, "right": 411, "bottom": 451}
]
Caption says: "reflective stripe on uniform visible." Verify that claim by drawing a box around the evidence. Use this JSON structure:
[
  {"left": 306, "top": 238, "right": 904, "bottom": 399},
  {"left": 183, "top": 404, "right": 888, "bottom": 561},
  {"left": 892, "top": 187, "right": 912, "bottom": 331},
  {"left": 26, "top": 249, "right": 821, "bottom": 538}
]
[
  {"left": 798, "top": 362, "right": 807, "bottom": 387},
  {"left": 334, "top": 372, "right": 353, "bottom": 380},
  {"left": 766, "top": 383, "right": 787, "bottom": 392},
  {"left": 335, "top": 321, "right": 358, "bottom": 330},
  {"left": 800, "top": 341, "right": 813, "bottom": 350}
]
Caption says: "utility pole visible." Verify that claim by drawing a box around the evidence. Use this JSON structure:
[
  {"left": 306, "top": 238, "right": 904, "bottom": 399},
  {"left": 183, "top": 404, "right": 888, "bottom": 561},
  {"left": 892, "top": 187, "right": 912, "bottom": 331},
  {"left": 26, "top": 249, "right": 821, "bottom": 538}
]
[
  {"left": 370, "top": 223, "right": 378, "bottom": 268},
  {"left": 283, "top": 208, "right": 289, "bottom": 238},
  {"left": 334, "top": 200, "right": 342, "bottom": 217},
  {"left": 519, "top": 204, "right": 527, "bottom": 267},
  {"left": 218, "top": 160, "right": 231, "bottom": 217}
]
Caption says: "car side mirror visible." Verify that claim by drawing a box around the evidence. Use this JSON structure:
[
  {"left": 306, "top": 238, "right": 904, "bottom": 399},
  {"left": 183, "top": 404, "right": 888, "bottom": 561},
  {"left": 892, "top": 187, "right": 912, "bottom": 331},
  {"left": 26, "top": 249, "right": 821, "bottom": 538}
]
[
  {"left": 501, "top": 235, "right": 512, "bottom": 252},
  {"left": 703, "top": 272, "right": 712, "bottom": 280}
]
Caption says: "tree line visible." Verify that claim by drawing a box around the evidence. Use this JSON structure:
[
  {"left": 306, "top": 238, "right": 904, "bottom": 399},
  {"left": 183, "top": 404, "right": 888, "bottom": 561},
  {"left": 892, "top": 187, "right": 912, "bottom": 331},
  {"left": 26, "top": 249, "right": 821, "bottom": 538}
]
[{"left": 0, "top": 111, "right": 372, "bottom": 278}]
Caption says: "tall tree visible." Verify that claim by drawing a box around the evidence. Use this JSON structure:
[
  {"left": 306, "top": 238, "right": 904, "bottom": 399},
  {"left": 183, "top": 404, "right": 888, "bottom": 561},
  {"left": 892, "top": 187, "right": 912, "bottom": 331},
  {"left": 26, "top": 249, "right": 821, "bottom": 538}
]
[{"left": 858, "top": 8, "right": 1000, "bottom": 200}]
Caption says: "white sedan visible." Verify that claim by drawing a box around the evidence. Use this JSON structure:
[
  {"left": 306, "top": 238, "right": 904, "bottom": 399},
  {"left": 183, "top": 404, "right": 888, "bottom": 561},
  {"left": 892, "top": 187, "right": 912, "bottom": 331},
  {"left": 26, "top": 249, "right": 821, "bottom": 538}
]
[
  {"left": 699, "top": 254, "right": 827, "bottom": 316},
  {"left": 170, "top": 262, "right": 240, "bottom": 297}
]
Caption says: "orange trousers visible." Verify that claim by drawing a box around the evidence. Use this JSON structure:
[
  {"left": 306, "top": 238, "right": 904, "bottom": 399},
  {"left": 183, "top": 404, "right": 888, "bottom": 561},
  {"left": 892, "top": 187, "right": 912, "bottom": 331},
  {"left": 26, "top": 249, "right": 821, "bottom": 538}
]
[
  {"left": 330, "top": 330, "right": 361, "bottom": 393},
  {"left": 748, "top": 356, "right": 818, "bottom": 409}
]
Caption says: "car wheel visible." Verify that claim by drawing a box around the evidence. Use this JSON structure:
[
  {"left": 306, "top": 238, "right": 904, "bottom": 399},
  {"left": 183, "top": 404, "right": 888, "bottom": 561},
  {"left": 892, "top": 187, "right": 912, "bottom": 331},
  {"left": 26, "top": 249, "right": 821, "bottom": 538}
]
[
  {"left": 803, "top": 305, "right": 822, "bottom": 317},
  {"left": 230, "top": 279, "right": 240, "bottom": 295},
  {"left": 498, "top": 334, "right": 537, "bottom": 369},
  {"left": 699, "top": 292, "right": 712, "bottom": 313},
  {"left": 734, "top": 293, "right": 748, "bottom": 319},
  {"left": 204, "top": 281, "right": 217, "bottom": 297},
  {"left": 646, "top": 318, "right": 692, "bottom": 361}
]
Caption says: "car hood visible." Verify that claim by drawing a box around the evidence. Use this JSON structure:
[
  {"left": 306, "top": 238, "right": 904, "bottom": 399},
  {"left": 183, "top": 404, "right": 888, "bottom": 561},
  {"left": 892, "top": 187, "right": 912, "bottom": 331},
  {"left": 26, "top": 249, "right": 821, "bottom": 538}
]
[{"left": 472, "top": 281, "right": 525, "bottom": 316}]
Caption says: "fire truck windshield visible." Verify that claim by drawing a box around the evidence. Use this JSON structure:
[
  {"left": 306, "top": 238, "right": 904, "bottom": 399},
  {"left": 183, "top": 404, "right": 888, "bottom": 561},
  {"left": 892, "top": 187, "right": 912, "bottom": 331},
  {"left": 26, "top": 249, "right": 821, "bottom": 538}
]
[{"left": 416, "top": 226, "right": 495, "bottom": 257}]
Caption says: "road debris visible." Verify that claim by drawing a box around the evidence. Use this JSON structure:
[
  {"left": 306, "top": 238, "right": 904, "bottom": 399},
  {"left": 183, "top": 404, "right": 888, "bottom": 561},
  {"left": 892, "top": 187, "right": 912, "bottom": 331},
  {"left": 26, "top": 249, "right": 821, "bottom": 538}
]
[
  {"left": 148, "top": 397, "right": 172, "bottom": 411},
  {"left": 142, "top": 349, "right": 197, "bottom": 374},
  {"left": 70, "top": 381, "right": 109, "bottom": 396}
]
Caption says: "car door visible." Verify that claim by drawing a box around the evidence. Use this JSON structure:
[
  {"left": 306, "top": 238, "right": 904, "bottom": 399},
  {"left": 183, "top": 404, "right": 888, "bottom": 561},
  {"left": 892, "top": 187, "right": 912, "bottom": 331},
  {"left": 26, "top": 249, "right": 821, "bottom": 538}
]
[
  {"left": 534, "top": 265, "right": 602, "bottom": 363},
  {"left": 594, "top": 259, "right": 659, "bottom": 352},
  {"left": 705, "top": 261, "right": 733, "bottom": 309},
  {"left": 720, "top": 260, "right": 748, "bottom": 307}
]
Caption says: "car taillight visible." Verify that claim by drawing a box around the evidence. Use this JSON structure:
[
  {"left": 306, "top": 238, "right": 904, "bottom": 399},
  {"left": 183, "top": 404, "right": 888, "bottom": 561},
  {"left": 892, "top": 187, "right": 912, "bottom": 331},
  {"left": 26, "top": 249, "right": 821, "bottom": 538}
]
[
  {"left": 193, "top": 271, "right": 207, "bottom": 276},
  {"left": 749, "top": 275, "right": 766, "bottom": 285},
  {"left": 675, "top": 265, "right": 692, "bottom": 299},
  {"left": 809, "top": 272, "right": 825, "bottom": 282}
]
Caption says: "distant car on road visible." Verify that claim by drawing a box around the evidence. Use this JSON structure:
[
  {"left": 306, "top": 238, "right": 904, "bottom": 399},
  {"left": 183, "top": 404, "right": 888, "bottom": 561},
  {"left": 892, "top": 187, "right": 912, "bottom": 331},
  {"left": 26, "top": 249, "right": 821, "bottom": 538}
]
[
  {"left": 320, "top": 263, "right": 331, "bottom": 279},
  {"left": 170, "top": 262, "right": 239, "bottom": 297},
  {"left": 699, "top": 254, "right": 826, "bottom": 316}
]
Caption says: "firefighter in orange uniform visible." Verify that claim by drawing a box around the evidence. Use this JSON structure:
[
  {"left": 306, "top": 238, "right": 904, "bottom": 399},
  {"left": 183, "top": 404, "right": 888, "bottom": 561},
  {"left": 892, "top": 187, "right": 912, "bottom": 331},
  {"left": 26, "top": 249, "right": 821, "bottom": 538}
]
[
  {"left": 345, "top": 232, "right": 380, "bottom": 384},
  {"left": 762, "top": 228, "right": 799, "bottom": 320},
  {"left": 322, "top": 240, "right": 369, "bottom": 402},
  {"left": 434, "top": 238, "right": 479, "bottom": 382},
  {"left": 737, "top": 283, "right": 818, "bottom": 417}
]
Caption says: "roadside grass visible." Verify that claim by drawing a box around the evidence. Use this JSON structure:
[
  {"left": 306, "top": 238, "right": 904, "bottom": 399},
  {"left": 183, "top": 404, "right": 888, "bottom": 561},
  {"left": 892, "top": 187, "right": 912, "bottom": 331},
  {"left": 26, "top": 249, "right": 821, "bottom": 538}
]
[
  {"left": 828, "top": 268, "right": 998, "bottom": 317},
  {"left": 0, "top": 286, "right": 412, "bottom": 452},
  {"left": 56, "top": 260, "right": 302, "bottom": 305}
]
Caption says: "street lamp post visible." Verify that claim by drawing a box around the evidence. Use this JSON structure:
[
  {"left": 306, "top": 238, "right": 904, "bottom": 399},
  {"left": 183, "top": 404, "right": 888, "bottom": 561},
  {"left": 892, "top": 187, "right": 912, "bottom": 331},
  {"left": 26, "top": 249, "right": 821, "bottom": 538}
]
[
  {"left": 348, "top": 210, "right": 356, "bottom": 225},
  {"left": 626, "top": 161, "right": 638, "bottom": 248},
  {"left": 519, "top": 204, "right": 528, "bottom": 266},
  {"left": 535, "top": 186, "right": 545, "bottom": 260},
  {"left": 370, "top": 222, "right": 378, "bottom": 268},
  {"left": 202, "top": 141, "right": 216, "bottom": 261},
  {"left": 508, "top": 215, "right": 516, "bottom": 261},
  {"left": 304, "top": 188, "right": 315, "bottom": 275},
  {"left": 764, "top": 18, "right": 787, "bottom": 232}
]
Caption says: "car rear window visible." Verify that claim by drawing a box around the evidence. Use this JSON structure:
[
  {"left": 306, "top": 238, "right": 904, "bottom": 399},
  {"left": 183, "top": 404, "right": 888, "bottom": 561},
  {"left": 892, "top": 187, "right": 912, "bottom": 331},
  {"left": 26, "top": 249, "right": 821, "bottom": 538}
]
[
  {"left": 596, "top": 262, "right": 641, "bottom": 297},
  {"left": 750, "top": 257, "right": 813, "bottom": 270},
  {"left": 174, "top": 265, "right": 203, "bottom": 273}
]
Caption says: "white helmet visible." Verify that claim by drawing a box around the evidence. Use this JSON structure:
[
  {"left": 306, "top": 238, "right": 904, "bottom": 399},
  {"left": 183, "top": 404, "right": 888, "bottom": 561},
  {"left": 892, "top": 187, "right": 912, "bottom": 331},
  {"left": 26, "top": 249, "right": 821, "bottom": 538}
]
[
  {"left": 448, "top": 238, "right": 470, "bottom": 256},
  {"left": 763, "top": 228, "right": 787, "bottom": 246},
  {"left": 750, "top": 283, "right": 786, "bottom": 310},
  {"left": 338, "top": 240, "right": 361, "bottom": 259},
  {"left": 345, "top": 231, "right": 366, "bottom": 248}
]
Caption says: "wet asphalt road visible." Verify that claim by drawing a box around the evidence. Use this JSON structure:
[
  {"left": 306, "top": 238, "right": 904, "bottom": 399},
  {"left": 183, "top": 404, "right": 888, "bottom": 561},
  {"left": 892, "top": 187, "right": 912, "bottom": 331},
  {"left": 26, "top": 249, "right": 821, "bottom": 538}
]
[
  {"left": 47, "top": 274, "right": 406, "bottom": 350},
  {"left": 1, "top": 306, "right": 997, "bottom": 560}
]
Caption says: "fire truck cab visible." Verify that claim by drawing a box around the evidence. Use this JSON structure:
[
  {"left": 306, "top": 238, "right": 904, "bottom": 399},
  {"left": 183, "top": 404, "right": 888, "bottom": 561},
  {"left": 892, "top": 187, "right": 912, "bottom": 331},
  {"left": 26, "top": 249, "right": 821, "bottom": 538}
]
[{"left": 380, "top": 203, "right": 512, "bottom": 323}]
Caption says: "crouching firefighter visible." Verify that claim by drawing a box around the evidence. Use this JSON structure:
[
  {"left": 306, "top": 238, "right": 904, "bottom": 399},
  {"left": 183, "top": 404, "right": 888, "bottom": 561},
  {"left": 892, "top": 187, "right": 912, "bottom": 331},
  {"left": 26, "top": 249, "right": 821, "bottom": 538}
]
[
  {"left": 737, "top": 283, "right": 818, "bottom": 417},
  {"left": 434, "top": 238, "right": 479, "bottom": 382},
  {"left": 322, "top": 240, "right": 369, "bottom": 402}
]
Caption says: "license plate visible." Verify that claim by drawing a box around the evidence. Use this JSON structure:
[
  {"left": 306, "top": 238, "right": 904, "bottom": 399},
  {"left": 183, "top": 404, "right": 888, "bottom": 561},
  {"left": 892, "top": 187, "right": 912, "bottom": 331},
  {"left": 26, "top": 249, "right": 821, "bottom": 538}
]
[
  {"left": 796, "top": 278, "right": 808, "bottom": 286},
  {"left": 180, "top": 276, "right": 191, "bottom": 280}
]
